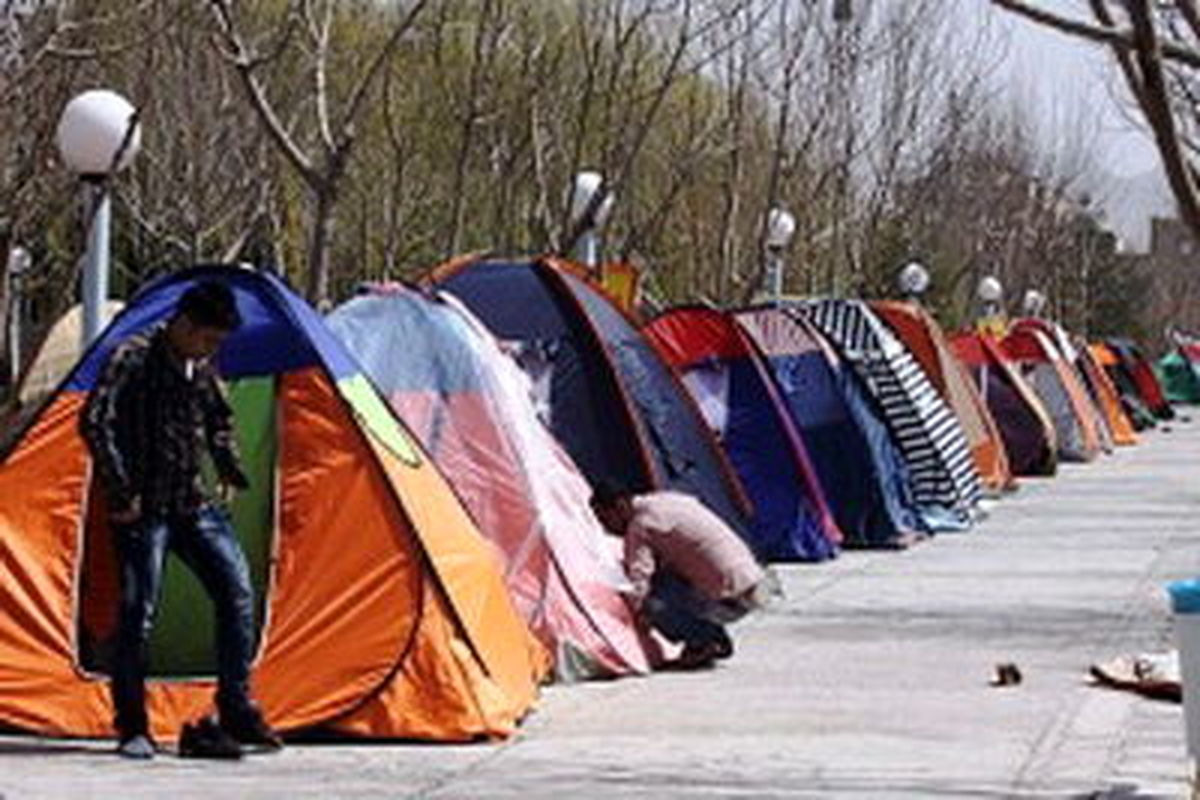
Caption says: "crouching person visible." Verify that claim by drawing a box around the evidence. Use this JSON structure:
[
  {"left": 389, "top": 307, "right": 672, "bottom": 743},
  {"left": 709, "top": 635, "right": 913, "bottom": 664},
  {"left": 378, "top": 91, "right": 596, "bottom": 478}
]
[{"left": 590, "top": 483, "right": 766, "bottom": 670}]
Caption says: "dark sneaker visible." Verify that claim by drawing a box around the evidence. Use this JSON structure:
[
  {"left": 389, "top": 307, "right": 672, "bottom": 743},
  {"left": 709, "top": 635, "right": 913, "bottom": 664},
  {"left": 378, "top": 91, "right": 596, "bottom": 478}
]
[
  {"left": 117, "top": 734, "right": 156, "bottom": 760},
  {"left": 220, "top": 703, "right": 283, "bottom": 752},
  {"left": 712, "top": 629, "right": 734, "bottom": 660},
  {"left": 662, "top": 642, "right": 721, "bottom": 671},
  {"left": 179, "top": 716, "right": 243, "bottom": 760}
]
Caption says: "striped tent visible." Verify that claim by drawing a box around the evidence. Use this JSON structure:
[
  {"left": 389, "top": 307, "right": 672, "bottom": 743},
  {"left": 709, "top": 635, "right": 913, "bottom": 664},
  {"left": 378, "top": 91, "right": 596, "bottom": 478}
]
[
  {"left": 793, "top": 299, "right": 981, "bottom": 529},
  {"left": 871, "top": 301, "right": 1014, "bottom": 495}
]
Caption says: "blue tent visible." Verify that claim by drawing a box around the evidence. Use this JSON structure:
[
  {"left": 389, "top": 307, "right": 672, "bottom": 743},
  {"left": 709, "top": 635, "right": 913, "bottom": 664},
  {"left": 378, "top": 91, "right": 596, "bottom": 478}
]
[
  {"left": 645, "top": 306, "right": 841, "bottom": 562},
  {"left": 429, "top": 258, "right": 752, "bottom": 536},
  {"left": 733, "top": 306, "right": 925, "bottom": 547}
]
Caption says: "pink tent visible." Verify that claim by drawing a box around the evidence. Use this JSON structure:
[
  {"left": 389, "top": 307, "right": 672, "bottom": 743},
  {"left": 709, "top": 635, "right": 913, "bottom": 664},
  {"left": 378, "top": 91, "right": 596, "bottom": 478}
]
[{"left": 329, "top": 285, "right": 649, "bottom": 680}]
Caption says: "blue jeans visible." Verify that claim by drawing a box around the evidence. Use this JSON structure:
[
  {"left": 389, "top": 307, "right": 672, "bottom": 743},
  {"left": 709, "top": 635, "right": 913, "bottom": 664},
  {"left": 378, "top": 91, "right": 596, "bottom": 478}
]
[
  {"left": 643, "top": 572, "right": 734, "bottom": 649},
  {"left": 111, "top": 505, "right": 256, "bottom": 738}
]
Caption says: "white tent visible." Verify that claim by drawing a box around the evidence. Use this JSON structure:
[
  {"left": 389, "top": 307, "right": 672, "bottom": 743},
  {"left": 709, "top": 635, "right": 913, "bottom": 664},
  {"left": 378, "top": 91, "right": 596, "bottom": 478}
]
[{"left": 18, "top": 301, "right": 124, "bottom": 406}]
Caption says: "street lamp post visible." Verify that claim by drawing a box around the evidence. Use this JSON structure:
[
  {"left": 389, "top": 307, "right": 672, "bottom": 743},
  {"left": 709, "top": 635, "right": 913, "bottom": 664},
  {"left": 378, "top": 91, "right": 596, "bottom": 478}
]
[
  {"left": 55, "top": 89, "right": 141, "bottom": 347},
  {"left": 764, "top": 208, "right": 796, "bottom": 302},
  {"left": 568, "top": 171, "right": 615, "bottom": 270},
  {"left": 977, "top": 275, "right": 1004, "bottom": 328},
  {"left": 6, "top": 245, "right": 30, "bottom": 386}
]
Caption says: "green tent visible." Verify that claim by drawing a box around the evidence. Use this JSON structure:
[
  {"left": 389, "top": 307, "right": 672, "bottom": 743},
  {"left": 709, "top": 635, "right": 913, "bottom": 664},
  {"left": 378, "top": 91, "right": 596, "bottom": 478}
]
[{"left": 1157, "top": 350, "right": 1200, "bottom": 404}]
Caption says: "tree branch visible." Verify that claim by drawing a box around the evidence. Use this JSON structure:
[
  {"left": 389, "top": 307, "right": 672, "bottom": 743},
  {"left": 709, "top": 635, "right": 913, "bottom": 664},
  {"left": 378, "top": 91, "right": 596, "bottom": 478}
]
[
  {"left": 304, "top": 0, "right": 336, "bottom": 153},
  {"left": 208, "top": 0, "right": 319, "bottom": 186},
  {"left": 1124, "top": 1, "right": 1200, "bottom": 234},
  {"left": 990, "top": 0, "right": 1200, "bottom": 68},
  {"left": 336, "top": 0, "right": 430, "bottom": 151},
  {"left": 1178, "top": 0, "right": 1200, "bottom": 43}
]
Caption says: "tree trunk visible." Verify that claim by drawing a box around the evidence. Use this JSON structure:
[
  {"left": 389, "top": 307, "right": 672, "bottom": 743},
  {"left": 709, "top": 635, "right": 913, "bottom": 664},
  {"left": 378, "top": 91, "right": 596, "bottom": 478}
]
[{"left": 307, "top": 187, "right": 337, "bottom": 308}]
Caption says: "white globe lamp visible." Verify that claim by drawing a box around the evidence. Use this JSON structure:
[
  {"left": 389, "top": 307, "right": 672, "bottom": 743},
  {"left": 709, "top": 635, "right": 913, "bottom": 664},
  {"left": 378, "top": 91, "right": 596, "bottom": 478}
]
[
  {"left": 6, "top": 246, "right": 31, "bottom": 277},
  {"left": 977, "top": 276, "right": 1003, "bottom": 304},
  {"left": 1022, "top": 289, "right": 1047, "bottom": 318},
  {"left": 56, "top": 90, "right": 142, "bottom": 176},
  {"left": 765, "top": 208, "right": 797, "bottom": 250},
  {"left": 897, "top": 261, "right": 930, "bottom": 298}
]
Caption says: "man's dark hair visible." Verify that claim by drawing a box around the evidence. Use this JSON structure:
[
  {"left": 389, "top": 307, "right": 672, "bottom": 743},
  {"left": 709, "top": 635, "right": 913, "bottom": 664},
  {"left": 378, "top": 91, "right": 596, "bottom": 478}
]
[
  {"left": 177, "top": 281, "right": 242, "bottom": 331},
  {"left": 589, "top": 478, "right": 628, "bottom": 510}
]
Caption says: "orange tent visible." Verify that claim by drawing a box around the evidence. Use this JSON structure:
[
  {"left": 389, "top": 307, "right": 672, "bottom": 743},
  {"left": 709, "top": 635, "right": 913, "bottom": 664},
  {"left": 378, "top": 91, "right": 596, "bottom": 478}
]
[
  {"left": 872, "top": 301, "right": 1014, "bottom": 494},
  {"left": 1074, "top": 340, "right": 1137, "bottom": 446},
  {"left": 950, "top": 331, "right": 1058, "bottom": 477},
  {"left": 0, "top": 266, "right": 547, "bottom": 742}
]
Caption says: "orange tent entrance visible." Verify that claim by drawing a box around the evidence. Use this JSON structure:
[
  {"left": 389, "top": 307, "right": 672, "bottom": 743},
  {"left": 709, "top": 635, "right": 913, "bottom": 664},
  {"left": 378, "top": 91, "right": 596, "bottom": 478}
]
[
  {"left": 0, "top": 266, "right": 547, "bottom": 742},
  {"left": 950, "top": 331, "right": 1058, "bottom": 477}
]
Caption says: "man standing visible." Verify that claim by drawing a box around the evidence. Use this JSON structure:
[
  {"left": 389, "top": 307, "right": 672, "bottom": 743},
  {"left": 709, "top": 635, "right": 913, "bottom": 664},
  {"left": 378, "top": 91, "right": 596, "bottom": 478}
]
[
  {"left": 590, "top": 484, "right": 767, "bottom": 669},
  {"left": 80, "top": 280, "right": 280, "bottom": 759}
]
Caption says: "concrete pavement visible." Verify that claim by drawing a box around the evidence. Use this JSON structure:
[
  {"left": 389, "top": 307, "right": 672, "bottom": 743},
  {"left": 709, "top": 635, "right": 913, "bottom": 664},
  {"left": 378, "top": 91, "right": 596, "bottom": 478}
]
[{"left": 3, "top": 416, "right": 1199, "bottom": 798}]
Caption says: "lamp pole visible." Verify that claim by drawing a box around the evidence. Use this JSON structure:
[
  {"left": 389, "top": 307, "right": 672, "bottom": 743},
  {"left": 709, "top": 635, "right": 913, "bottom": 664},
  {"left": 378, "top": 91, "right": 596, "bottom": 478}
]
[
  {"left": 977, "top": 275, "right": 1003, "bottom": 331},
  {"left": 766, "top": 249, "right": 784, "bottom": 300},
  {"left": 577, "top": 229, "right": 600, "bottom": 269},
  {"left": 56, "top": 89, "right": 141, "bottom": 348},
  {"left": 829, "top": 0, "right": 853, "bottom": 294},
  {"left": 764, "top": 208, "right": 796, "bottom": 302},
  {"left": 81, "top": 177, "right": 112, "bottom": 346},
  {"left": 569, "top": 171, "right": 614, "bottom": 272},
  {"left": 6, "top": 245, "right": 29, "bottom": 386}
]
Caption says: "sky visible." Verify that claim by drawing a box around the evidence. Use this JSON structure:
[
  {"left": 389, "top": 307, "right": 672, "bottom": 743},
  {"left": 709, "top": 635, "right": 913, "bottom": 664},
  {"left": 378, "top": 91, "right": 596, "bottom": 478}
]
[
  {"left": 973, "top": 0, "right": 1159, "bottom": 176},
  {"left": 965, "top": 0, "right": 1174, "bottom": 248}
]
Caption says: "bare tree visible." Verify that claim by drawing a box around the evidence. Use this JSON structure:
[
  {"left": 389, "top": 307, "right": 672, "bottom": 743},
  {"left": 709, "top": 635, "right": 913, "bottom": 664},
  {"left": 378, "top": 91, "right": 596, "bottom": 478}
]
[
  {"left": 209, "top": 0, "right": 430, "bottom": 305},
  {"left": 85, "top": 1, "right": 278, "bottom": 270},
  {"left": 990, "top": 0, "right": 1200, "bottom": 239}
]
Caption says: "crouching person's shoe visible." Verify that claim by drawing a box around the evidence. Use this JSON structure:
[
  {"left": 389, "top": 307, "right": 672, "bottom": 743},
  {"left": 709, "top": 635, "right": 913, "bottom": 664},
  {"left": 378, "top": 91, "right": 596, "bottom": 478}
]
[
  {"left": 663, "top": 641, "right": 722, "bottom": 671},
  {"left": 712, "top": 628, "right": 734, "bottom": 660},
  {"left": 117, "top": 733, "right": 157, "bottom": 760},
  {"left": 220, "top": 701, "right": 283, "bottom": 752},
  {"left": 179, "top": 716, "right": 243, "bottom": 760}
]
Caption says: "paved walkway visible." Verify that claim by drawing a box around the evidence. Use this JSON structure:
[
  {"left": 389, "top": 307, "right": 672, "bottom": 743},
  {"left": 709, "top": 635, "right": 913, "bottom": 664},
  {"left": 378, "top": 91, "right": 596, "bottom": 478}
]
[{"left": 3, "top": 416, "right": 1199, "bottom": 798}]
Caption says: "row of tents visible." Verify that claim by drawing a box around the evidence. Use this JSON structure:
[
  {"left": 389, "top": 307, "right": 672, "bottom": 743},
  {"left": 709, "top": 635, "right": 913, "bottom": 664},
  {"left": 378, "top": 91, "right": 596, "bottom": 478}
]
[{"left": 0, "top": 257, "right": 1178, "bottom": 743}]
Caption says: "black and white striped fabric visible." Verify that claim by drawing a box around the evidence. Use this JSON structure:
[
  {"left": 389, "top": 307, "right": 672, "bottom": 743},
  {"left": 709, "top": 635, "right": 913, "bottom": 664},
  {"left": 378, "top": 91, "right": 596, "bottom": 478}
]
[{"left": 792, "top": 299, "right": 982, "bottom": 519}]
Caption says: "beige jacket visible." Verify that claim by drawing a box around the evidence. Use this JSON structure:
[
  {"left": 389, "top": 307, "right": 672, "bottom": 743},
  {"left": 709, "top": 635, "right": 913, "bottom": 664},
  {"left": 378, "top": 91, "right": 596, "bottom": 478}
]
[{"left": 623, "top": 491, "right": 763, "bottom": 607}]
